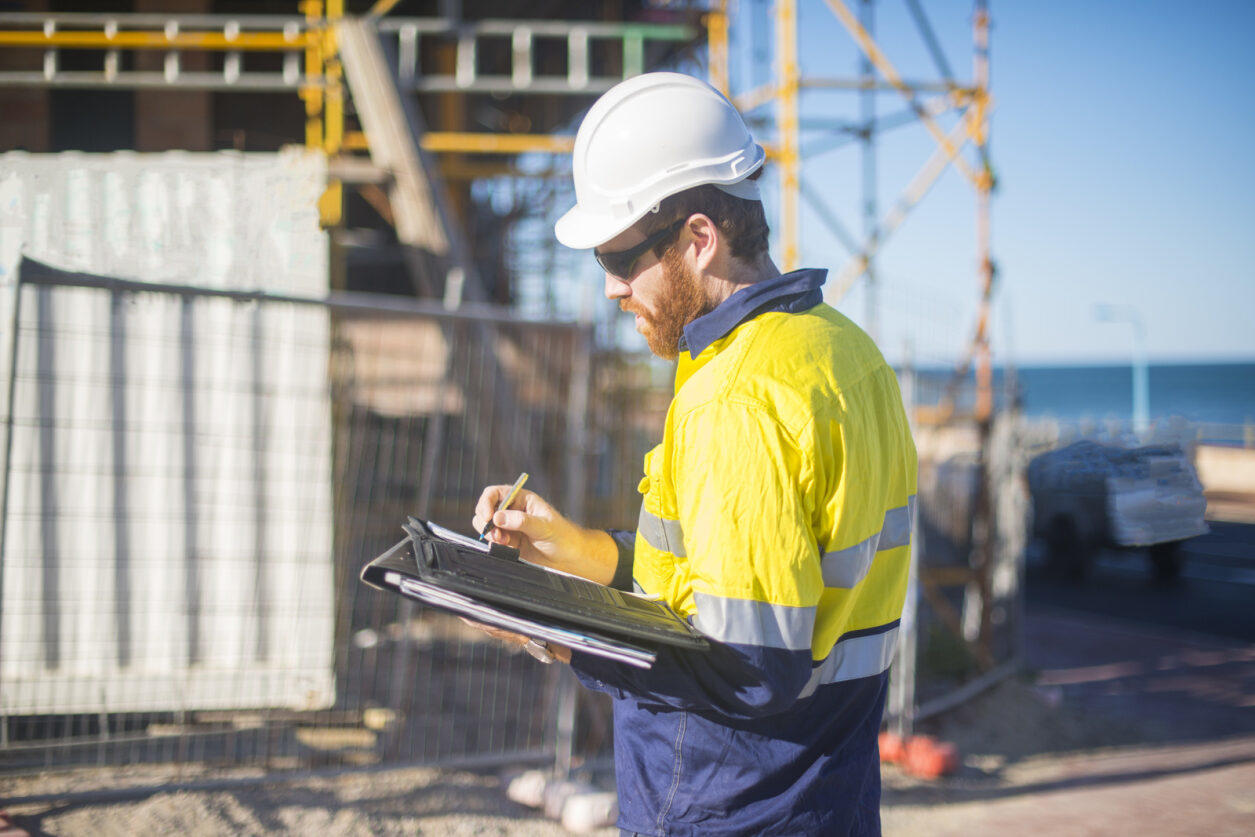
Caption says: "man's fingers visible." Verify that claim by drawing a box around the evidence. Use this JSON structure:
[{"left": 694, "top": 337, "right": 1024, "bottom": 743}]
[
  {"left": 459, "top": 617, "right": 528, "bottom": 645},
  {"left": 474, "top": 485, "right": 538, "bottom": 533},
  {"left": 474, "top": 484, "right": 508, "bottom": 527},
  {"left": 488, "top": 528, "right": 518, "bottom": 548},
  {"left": 494, "top": 508, "right": 549, "bottom": 540}
]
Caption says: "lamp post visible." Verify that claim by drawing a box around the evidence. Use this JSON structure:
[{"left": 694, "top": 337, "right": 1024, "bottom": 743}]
[{"left": 1094, "top": 303, "right": 1149, "bottom": 438}]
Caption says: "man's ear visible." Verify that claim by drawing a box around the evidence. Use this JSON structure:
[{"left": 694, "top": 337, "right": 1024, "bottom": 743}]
[{"left": 686, "top": 213, "right": 719, "bottom": 272}]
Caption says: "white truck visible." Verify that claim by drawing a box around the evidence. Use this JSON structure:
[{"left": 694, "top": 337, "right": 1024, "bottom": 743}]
[{"left": 1027, "top": 440, "right": 1209, "bottom": 582}]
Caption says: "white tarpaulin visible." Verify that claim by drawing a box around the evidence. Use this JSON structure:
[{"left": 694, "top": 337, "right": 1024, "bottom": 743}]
[{"left": 0, "top": 150, "right": 335, "bottom": 714}]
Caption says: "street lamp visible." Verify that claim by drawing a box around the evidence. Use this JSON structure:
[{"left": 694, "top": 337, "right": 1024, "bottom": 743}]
[{"left": 1094, "top": 303, "right": 1149, "bottom": 437}]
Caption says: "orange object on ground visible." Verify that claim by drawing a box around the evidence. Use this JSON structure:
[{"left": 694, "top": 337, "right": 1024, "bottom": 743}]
[
  {"left": 878, "top": 731, "right": 907, "bottom": 764},
  {"left": 879, "top": 731, "right": 960, "bottom": 778},
  {"left": 0, "top": 810, "right": 31, "bottom": 837},
  {"left": 904, "top": 735, "right": 960, "bottom": 779}
]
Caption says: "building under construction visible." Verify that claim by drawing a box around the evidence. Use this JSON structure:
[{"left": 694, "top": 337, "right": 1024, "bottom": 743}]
[
  {"left": 0, "top": 0, "right": 1018, "bottom": 814},
  {"left": 1, "top": 0, "right": 707, "bottom": 307}
]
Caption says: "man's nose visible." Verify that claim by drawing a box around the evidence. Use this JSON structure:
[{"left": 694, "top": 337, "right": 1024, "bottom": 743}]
[{"left": 604, "top": 272, "right": 630, "bottom": 300}]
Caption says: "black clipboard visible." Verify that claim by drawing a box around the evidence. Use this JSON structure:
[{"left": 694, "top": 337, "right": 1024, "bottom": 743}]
[{"left": 360, "top": 518, "right": 709, "bottom": 668}]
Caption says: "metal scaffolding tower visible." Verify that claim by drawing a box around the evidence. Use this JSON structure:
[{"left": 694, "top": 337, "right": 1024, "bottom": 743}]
[
  {"left": 708, "top": 0, "right": 995, "bottom": 413},
  {"left": 708, "top": 0, "right": 1000, "bottom": 732}
]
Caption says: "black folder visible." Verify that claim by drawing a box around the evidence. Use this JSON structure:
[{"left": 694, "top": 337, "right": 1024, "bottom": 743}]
[{"left": 360, "top": 517, "right": 708, "bottom": 669}]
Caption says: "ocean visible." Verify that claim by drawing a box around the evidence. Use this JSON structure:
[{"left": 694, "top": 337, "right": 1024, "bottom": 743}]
[
  {"left": 1013, "top": 363, "right": 1255, "bottom": 425},
  {"left": 912, "top": 362, "right": 1255, "bottom": 430}
]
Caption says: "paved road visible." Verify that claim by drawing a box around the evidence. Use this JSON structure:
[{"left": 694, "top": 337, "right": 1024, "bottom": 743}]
[
  {"left": 884, "top": 521, "right": 1255, "bottom": 835},
  {"left": 1027, "top": 606, "right": 1255, "bottom": 746},
  {"left": 884, "top": 735, "right": 1255, "bottom": 836},
  {"left": 1027, "top": 521, "right": 1255, "bottom": 642}
]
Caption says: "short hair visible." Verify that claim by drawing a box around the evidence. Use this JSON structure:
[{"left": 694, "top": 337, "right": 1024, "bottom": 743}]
[{"left": 639, "top": 168, "right": 770, "bottom": 263}]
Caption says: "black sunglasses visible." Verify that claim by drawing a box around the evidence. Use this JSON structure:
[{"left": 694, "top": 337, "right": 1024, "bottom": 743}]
[{"left": 595, "top": 218, "right": 685, "bottom": 279}]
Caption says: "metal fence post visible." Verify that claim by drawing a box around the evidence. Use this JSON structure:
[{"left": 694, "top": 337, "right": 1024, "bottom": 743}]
[
  {"left": 891, "top": 345, "right": 918, "bottom": 738},
  {"left": 0, "top": 275, "right": 23, "bottom": 724},
  {"left": 386, "top": 372, "right": 449, "bottom": 725},
  {"left": 0, "top": 275, "right": 22, "bottom": 565},
  {"left": 554, "top": 322, "right": 593, "bottom": 779}
]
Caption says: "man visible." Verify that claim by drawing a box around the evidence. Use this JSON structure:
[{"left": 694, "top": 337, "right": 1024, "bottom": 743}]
[{"left": 472, "top": 72, "right": 917, "bottom": 836}]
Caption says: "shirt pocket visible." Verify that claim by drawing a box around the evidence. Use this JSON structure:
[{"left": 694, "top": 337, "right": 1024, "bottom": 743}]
[
  {"left": 635, "top": 443, "right": 680, "bottom": 595},
  {"left": 638, "top": 444, "right": 656, "bottom": 496}
]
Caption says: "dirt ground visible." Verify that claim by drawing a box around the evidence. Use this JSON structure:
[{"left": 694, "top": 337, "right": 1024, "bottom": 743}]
[
  {"left": 3, "top": 610, "right": 1253, "bottom": 835},
  {"left": 1, "top": 764, "right": 601, "bottom": 836},
  {"left": 4, "top": 677, "right": 1251, "bottom": 836}
]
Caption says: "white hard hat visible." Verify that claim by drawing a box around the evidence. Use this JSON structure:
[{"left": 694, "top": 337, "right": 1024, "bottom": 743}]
[{"left": 555, "top": 72, "right": 766, "bottom": 250}]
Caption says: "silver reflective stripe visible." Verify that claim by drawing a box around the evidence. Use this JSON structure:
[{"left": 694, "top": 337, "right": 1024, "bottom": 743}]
[
  {"left": 820, "top": 496, "right": 916, "bottom": 589},
  {"left": 638, "top": 505, "right": 687, "bottom": 558},
  {"left": 691, "top": 592, "right": 816, "bottom": 651},
  {"left": 797, "top": 625, "right": 899, "bottom": 698},
  {"left": 820, "top": 539, "right": 877, "bottom": 589},
  {"left": 881, "top": 495, "right": 916, "bottom": 551}
]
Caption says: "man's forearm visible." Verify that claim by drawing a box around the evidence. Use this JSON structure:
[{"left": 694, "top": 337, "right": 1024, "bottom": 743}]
[{"left": 555, "top": 527, "right": 620, "bottom": 587}]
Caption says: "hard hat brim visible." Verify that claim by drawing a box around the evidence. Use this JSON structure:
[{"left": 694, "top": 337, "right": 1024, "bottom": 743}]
[
  {"left": 554, "top": 203, "right": 642, "bottom": 251},
  {"left": 553, "top": 167, "right": 764, "bottom": 251}
]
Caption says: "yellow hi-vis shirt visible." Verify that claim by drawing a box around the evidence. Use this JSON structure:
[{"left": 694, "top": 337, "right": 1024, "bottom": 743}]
[{"left": 634, "top": 293, "right": 917, "bottom": 683}]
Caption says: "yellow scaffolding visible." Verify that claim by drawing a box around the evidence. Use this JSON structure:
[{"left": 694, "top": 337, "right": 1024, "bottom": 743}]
[
  {"left": 0, "top": 30, "right": 309, "bottom": 50},
  {"left": 301, "top": 0, "right": 344, "bottom": 222}
]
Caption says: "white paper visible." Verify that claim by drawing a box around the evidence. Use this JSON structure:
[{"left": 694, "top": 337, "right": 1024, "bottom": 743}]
[
  {"left": 428, "top": 521, "right": 492, "bottom": 553},
  {"left": 397, "top": 577, "right": 656, "bottom": 669}
]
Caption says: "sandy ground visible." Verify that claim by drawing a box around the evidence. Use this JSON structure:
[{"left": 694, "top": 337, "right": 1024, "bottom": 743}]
[
  {"left": 3, "top": 609, "right": 1253, "bottom": 835},
  {"left": 2, "top": 764, "right": 609, "bottom": 836},
  {"left": 4, "top": 679, "right": 1251, "bottom": 836}
]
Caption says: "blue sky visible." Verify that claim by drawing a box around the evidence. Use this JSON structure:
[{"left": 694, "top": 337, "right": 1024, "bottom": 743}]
[{"left": 728, "top": 0, "right": 1255, "bottom": 365}]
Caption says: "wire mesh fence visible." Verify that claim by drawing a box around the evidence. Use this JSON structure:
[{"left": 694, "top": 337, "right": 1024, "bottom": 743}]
[
  {"left": 0, "top": 256, "right": 1093, "bottom": 783},
  {"left": 0, "top": 260, "right": 656, "bottom": 777}
]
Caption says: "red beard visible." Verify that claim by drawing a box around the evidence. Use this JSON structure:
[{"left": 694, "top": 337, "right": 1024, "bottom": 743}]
[{"left": 620, "top": 248, "right": 714, "bottom": 360}]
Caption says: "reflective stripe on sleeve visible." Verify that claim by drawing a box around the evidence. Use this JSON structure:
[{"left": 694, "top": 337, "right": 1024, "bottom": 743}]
[
  {"left": 798, "top": 623, "right": 899, "bottom": 698},
  {"left": 691, "top": 591, "right": 816, "bottom": 651},
  {"left": 638, "top": 505, "right": 687, "bottom": 558},
  {"left": 820, "top": 496, "right": 916, "bottom": 589}
]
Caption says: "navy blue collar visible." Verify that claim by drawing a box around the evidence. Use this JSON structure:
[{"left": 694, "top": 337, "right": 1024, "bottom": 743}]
[{"left": 679, "top": 268, "right": 827, "bottom": 356}]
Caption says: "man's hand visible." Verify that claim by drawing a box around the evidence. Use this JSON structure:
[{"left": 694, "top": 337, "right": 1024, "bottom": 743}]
[
  {"left": 472, "top": 485, "right": 618, "bottom": 586},
  {"left": 458, "top": 618, "right": 571, "bottom": 664}
]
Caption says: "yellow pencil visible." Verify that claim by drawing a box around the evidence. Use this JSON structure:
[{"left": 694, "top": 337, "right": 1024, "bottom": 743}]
[{"left": 479, "top": 472, "right": 528, "bottom": 539}]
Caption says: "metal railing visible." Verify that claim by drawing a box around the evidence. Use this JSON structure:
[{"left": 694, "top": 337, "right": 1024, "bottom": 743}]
[
  {"left": 0, "top": 12, "right": 316, "bottom": 92},
  {"left": 0, "top": 11, "right": 694, "bottom": 95},
  {"left": 0, "top": 9, "right": 699, "bottom": 157},
  {"left": 375, "top": 15, "right": 695, "bottom": 96}
]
